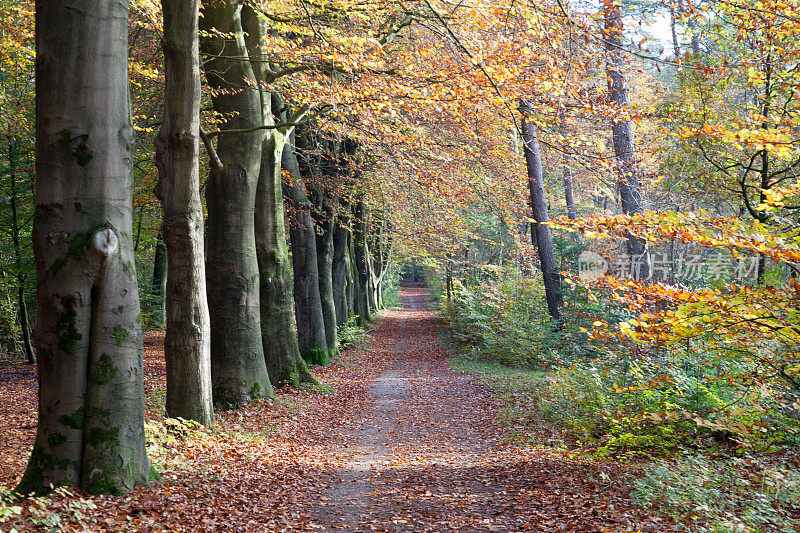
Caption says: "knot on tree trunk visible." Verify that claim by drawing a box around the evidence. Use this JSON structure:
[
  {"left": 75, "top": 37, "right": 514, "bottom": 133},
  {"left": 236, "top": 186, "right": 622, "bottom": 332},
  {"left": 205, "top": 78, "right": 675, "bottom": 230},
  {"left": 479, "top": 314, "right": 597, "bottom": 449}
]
[{"left": 90, "top": 228, "right": 118, "bottom": 262}]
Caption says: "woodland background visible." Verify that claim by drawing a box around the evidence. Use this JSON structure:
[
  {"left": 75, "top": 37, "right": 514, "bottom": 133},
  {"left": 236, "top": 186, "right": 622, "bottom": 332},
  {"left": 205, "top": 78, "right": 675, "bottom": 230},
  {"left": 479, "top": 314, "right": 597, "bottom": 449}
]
[{"left": 1, "top": 0, "right": 800, "bottom": 530}]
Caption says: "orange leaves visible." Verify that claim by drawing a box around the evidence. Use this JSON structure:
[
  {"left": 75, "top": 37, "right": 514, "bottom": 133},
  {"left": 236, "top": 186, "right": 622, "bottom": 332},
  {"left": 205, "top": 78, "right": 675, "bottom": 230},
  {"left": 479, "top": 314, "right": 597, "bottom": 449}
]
[{"left": 554, "top": 210, "right": 800, "bottom": 264}]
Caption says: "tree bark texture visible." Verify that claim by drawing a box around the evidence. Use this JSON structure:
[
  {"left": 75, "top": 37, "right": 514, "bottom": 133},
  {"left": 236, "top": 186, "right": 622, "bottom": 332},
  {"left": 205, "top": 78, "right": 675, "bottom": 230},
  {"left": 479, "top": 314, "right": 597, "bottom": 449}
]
[
  {"left": 150, "top": 235, "right": 167, "bottom": 327},
  {"left": 19, "top": 0, "right": 153, "bottom": 495},
  {"left": 332, "top": 217, "right": 352, "bottom": 327},
  {"left": 313, "top": 191, "right": 339, "bottom": 356},
  {"left": 353, "top": 199, "right": 373, "bottom": 325},
  {"left": 283, "top": 135, "right": 330, "bottom": 366},
  {"left": 603, "top": 0, "right": 649, "bottom": 279},
  {"left": 154, "top": 0, "right": 214, "bottom": 425},
  {"left": 240, "top": 12, "right": 317, "bottom": 386},
  {"left": 199, "top": 1, "right": 273, "bottom": 406},
  {"left": 521, "top": 110, "right": 564, "bottom": 322}
]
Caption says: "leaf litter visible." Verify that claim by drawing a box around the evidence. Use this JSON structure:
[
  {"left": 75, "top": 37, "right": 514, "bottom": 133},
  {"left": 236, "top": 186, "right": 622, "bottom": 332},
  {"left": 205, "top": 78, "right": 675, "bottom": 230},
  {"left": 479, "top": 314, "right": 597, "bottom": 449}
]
[{"left": 0, "top": 285, "right": 672, "bottom": 531}]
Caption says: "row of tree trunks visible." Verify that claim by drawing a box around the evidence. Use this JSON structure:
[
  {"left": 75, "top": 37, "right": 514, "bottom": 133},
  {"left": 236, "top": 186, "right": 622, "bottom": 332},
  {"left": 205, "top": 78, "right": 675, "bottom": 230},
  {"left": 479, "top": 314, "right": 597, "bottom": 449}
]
[
  {"left": 22, "top": 0, "right": 397, "bottom": 498},
  {"left": 283, "top": 130, "right": 331, "bottom": 366},
  {"left": 199, "top": 1, "right": 274, "bottom": 406}
]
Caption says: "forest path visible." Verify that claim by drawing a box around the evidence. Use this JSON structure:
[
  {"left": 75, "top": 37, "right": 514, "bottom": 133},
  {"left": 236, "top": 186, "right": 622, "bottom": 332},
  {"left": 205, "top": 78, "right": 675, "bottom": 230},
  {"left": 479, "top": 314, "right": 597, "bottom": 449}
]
[
  {"left": 0, "top": 284, "right": 667, "bottom": 532},
  {"left": 303, "top": 284, "right": 663, "bottom": 532}
]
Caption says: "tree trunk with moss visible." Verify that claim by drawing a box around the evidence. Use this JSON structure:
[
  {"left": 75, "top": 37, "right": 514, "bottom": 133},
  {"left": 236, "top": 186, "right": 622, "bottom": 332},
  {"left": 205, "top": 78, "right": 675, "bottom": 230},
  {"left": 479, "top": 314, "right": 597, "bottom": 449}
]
[
  {"left": 154, "top": 0, "right": 214, "bottom": 425},
  {"left": 199, "top": 1, "right": 273, "bottom": 406},
  {"left": 353, "top": 198, "right": 373, "bottom": 324},
  {"left": 255, "top": 130, "right": 317, "bottom": 384},
  {"left": 332, "top": 217, "right": 352, "bottom": 327},
  {"left": 313, "top": 190, "right": 339, "bottom": 357},
  {"left": 18, "top": 0, "right": 154, "bottom": 495},
  {"left": 283, "top": 135, "right": 330, "bottom": 366},
  {"left": 239, "top": 8, "right": 317, "bottom": 386}
]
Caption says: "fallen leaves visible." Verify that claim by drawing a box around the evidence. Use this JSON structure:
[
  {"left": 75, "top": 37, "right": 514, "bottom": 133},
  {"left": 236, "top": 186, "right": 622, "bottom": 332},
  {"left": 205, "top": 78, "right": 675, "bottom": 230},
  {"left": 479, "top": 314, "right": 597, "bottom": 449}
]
[{"left": 0, "top": 285, "right": 674, "bottom": 531}]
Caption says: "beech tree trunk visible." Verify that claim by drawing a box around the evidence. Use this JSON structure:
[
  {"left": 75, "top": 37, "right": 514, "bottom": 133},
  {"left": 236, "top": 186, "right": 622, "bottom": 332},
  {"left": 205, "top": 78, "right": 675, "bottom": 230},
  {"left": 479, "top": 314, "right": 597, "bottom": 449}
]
[
  {"left": 353, "top": 199, "right": 373, "bottom": 324},
  {"left": 153, "top": 0, "right": 214, "bottom": 425},
  {"left": 151, "top": 234, "right": 167, "bottom": 327},
  {"left": 313, "top": 192, "right": 340, "bottom": 357},
  {"left": 284, "top": 135, "right": 330, "bottom": 366},
  {"left": 603, "top": 0, "right": 649, "bottom": 280},
  {"left": 18, "top": 0, "right": 153, "bottom": 495},
  {"left": 239, "top": 11, "right": 317, "bottom": 386},
  {"left": 346, "top": 228, "right": 356, "bottom": 318},
  {"left": 564, "top": 165, "right": 577, "bottom": 220},
  {"left": 332, "top": 218, "right": 352, "bottom": 327},
  {"left": 199, "top": 1, "right": 273, "bottom": 406},
  {"left": 520, "top": 107, "right": 564, "bottom": 322}
]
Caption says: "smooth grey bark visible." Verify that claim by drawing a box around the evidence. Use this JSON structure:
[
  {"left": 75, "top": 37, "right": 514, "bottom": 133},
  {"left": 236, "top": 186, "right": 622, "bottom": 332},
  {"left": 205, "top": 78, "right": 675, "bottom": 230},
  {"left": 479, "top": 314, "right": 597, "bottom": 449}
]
[
  {"left": 7, "top": 136, "right": 35, "bottom": 364},
  {"left": 564, "top": 165, "right": 577, "bottom": 221},
  {"left": 345, "top": 227, "right": 356, "bottom": 318},
  {"left": 369, "top": 215, "right": 393, "bottom": 310},
  {"left": 240, "top": 11, "right": 317, "bottom": 386},
  {"left": 313, "top": 192, "right": 339, "bottom": 356},
  {"left": 352, "top": 198, "right": 373, "bottom": 325},
  {"left": 520, "top": 109, "right": 564, "bottom": 322},
  {"left": 151, "top": 234, "right": 167, "bottom": 327},
  {"left": 283, "top": 134, "right": 330, "bottom": 366},
  {"left": 18, "top": 0, "right": 153, "bottom": 495},
  {"left": 199, "top": 1, "right": 273, "bottom": 406},
  {"left": 603, "top": 0, "right": 649, "bottom": 280},
  {"left": 332, "top": 217, "right": 352, "bottom": 327},
  {"left": 153, "top": 0, "right": 214, "bottom": 425}
]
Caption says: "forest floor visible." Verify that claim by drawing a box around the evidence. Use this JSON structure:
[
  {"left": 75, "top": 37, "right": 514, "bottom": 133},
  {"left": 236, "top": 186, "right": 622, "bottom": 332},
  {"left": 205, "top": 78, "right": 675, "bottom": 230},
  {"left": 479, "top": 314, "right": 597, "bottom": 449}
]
[{"left": 0, "top": 284, "right": 670, "bottom": 532}]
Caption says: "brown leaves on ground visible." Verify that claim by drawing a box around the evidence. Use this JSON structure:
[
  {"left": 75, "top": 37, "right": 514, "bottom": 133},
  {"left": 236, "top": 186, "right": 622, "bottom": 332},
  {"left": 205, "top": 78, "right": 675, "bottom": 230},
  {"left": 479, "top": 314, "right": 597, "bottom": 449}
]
[{"left": 0, "top": 285, "right": 670, "bottom": 531}]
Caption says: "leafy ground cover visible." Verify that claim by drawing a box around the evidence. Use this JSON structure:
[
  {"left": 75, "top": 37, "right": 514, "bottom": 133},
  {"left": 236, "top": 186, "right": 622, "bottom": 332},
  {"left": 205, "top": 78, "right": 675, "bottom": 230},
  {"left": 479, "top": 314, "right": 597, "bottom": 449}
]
[
  {"left": 1, "top": 285, "right": 676, "bottom": 531},
  {"left": 451, "top": 351, "right": 800, "bottom": 532}
]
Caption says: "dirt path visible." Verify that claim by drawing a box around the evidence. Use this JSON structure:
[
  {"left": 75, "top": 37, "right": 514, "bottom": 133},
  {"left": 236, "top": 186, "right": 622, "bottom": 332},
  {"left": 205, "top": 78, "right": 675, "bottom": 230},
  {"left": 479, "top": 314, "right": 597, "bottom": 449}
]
[
  {"left": 305, "top": 285, "right": 666, "bottom": 532},
  {"left": 0, "top": 284, "right": 667, "bottom": 531}
]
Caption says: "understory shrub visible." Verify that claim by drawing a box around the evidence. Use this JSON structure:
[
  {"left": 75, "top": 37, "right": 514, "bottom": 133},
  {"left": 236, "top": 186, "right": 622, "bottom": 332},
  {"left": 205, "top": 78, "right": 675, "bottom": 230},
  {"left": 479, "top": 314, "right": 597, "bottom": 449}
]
[
  {"left": 441, "top": 269, "right": 800, "bottom": 454},
  {"left": 441, "top": 269, "right": 608, "bottom": 368},
  {"left": 532, "top": 355, "right": 800, "bottom": 455},
  {"left": 630, "top": 454, "right": 800, "bottom": 532},
  {"left": 0, "top": 486, "right": 98, "bottom": 532}
]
